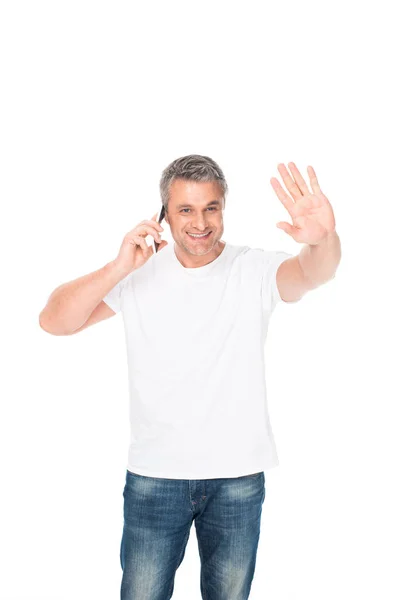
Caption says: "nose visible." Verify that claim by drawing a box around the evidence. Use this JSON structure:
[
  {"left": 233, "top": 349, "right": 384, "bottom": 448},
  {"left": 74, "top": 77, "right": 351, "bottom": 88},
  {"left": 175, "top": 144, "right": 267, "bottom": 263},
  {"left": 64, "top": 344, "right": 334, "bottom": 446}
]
[{"left": 190, "top": 214, "right": 208, "bottom": 231}]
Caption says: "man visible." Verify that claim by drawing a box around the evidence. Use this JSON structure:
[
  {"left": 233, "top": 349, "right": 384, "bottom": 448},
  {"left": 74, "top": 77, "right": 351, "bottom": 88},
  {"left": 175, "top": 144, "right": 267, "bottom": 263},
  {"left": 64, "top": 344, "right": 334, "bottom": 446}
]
[{"left": 39, "top": 154, "right": 341, "bottom": 599}]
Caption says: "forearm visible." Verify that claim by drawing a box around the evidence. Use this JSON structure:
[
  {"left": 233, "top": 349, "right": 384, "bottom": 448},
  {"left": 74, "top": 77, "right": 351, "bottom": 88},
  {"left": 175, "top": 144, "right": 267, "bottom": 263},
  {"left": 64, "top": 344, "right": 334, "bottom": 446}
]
[
  {"left": 39, "top": 260, "right": 129, "bottom": 335},
  {"left": 298, "top": 230, "right": 342, "bottom": 287}
]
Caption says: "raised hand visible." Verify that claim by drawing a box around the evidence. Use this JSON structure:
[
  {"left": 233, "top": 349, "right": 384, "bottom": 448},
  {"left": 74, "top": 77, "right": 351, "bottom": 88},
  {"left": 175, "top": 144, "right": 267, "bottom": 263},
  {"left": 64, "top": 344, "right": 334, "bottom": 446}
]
[{"left": 270, "top": 162, "right": 336, "bottom": 245}]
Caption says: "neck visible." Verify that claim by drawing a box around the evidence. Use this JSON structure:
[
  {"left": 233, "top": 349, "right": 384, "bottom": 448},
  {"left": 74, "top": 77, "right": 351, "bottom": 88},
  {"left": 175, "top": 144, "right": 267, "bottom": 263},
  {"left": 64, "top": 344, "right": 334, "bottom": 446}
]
[{"left": 174, "top": 240, "right": 226, "bottom": 268}]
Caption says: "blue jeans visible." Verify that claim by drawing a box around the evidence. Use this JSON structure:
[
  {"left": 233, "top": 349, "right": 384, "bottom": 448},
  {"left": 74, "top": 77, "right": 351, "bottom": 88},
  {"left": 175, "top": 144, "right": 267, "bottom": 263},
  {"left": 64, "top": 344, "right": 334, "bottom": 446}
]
[{"left": 120, "top": 469, "right": 266, "bottom": 599}]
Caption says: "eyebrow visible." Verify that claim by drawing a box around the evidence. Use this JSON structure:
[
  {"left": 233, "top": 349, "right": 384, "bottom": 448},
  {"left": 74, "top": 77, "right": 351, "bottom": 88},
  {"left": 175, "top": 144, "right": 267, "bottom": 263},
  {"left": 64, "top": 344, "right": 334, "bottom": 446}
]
[{"left": 176, "top": 200, "right": 221, "bottom": 209}]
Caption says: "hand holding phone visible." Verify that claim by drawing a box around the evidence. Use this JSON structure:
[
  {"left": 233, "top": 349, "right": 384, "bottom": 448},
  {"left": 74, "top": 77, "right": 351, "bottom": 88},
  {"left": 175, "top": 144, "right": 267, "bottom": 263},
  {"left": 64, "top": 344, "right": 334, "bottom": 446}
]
[{"left": 113, "top": 210, "right": 168, "bottom": 276}]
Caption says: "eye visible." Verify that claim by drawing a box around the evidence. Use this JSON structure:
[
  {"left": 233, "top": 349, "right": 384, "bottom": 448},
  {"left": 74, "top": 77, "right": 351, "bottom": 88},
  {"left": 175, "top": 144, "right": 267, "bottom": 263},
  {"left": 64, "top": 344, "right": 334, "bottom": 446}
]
[{"left": 180, "top": 207, "right": 217, "bottom": 213}]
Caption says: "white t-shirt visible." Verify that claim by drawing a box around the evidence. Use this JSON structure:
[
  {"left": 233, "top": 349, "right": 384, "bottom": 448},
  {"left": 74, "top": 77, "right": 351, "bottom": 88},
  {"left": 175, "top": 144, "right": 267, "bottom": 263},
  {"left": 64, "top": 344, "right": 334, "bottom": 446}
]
[{"left": 103, "top": 241, "right": 294, "bottom": 479}]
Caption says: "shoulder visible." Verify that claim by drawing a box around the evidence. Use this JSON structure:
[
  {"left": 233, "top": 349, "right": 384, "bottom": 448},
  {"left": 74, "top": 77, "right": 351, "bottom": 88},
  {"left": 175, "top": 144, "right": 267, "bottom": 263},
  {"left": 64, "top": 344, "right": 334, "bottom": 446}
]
[{"left": 230, "top": 244, "right": 293, "bottom": 268}]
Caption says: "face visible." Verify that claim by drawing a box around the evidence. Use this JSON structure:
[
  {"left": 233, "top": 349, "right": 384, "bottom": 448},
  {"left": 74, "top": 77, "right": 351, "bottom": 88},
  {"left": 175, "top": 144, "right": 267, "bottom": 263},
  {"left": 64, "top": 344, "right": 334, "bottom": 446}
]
[{"left": 164, "top": 179, "right": 225, "bottom": 258}]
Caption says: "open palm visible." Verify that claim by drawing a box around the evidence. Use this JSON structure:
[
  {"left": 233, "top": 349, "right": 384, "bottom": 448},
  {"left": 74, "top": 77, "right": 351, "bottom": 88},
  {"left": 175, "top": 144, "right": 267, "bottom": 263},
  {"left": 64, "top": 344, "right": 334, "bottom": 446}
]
[{"left": 270, "top": 162, "right": 336, "bottom": 245}]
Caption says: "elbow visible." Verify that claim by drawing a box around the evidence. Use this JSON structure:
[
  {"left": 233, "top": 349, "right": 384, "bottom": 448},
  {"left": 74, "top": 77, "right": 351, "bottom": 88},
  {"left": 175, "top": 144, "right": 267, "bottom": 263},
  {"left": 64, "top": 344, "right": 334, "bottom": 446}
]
[
  {"left": 39, "top": 311, "right": 50, "bottom": 333},
  {"left": 39, "top": 311, "right": 67, "bottom": 336},
  {"left": 39, "top": 312, "right": 55, "bottom": 335}
]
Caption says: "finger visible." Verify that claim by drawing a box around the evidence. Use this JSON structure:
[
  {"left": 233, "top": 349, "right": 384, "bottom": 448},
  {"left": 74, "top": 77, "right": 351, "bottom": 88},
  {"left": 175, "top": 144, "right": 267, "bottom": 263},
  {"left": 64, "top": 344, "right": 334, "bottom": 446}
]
[
  {"left": 154, "top": 239, "right": 168, "bottom": 253},
  {"left": 133, "top": 224, "right": 163, "bottom": 242},
  {"left": 144, "top": 219, "right": 164, "bottom": 232},
  {"left": 151, "top": 212, "right": 163, "bottom": 227},
  {"left": 287, "top": 162, "right": 310, "bottom": 196},
  {"left": 139, "top": 224, "right": 163, "bottom": 243},
  {"left": 276, "top": 221, "right": 296, "bottom": 236},
  {"left": 132, "top": 234, "right": 149, "bottom": 253},
  {"left": 270, "top": 177, "right": 296, "bottom": 216},
  {"left": 277, "top": 163, "right": 303, "bottom": 201},
  {"left": 307, "top": 165, "right": 323, "bottom": 195},
  {"left": 158, "top": 240, "right": 168, "bottom": 250}
]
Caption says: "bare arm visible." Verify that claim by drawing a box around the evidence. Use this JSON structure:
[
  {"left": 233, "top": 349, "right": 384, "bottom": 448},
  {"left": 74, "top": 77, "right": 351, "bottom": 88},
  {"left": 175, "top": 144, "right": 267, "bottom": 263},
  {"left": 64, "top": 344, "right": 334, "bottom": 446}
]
[
  {"left": 39, "top": 214, "right": 167, "bottom": 336},
  {"left": 39, "top": 260, "right": 129, "bottom": 336},
  {"left": 64, "top": 300, "right": 116, "bottom": 335}
]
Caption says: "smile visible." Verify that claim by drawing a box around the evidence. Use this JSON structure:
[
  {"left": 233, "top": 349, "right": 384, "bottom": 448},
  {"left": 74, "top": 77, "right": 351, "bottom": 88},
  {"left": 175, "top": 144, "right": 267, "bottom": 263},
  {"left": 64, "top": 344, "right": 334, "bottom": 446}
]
[{"left": 187, "top": 232, "right": 211, "bottom": 239}]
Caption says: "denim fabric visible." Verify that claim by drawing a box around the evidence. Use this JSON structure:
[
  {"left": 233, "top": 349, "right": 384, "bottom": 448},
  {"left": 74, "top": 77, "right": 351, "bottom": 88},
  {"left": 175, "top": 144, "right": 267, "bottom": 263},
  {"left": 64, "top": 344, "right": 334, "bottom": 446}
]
[{"left": 120, "top": 469, "right": 266, "bottom": 599}]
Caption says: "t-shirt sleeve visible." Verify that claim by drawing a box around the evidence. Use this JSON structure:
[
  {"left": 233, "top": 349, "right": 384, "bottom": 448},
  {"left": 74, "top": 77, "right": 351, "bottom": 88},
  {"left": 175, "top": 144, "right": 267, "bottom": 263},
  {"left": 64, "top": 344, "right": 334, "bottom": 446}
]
[
  {"left": 261, "top": 250, "right": 295, "bottom": 313},
  {"left": 102, "top": 281, "right": 123, "bottom": 314},
  {"left": 102, "top": 272, "right": 132, "bottom": 314}
]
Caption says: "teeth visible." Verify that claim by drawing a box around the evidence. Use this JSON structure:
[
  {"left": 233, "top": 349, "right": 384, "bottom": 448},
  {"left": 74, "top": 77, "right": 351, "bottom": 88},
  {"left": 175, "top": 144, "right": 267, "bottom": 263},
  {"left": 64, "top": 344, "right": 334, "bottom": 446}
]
[{"left": 188, "top": 232, "right": 209, "bottom": 237}]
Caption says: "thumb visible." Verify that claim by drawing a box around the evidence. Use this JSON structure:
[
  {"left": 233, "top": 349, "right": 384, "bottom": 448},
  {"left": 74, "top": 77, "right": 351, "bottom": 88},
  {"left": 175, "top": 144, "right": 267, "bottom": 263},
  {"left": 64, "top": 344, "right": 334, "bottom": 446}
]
[
  {"left": 157, "top": 240, "right": 169, "bottom": 251},
  {"left": 276, "top": 221, "right": 295, "bottom": 235}
]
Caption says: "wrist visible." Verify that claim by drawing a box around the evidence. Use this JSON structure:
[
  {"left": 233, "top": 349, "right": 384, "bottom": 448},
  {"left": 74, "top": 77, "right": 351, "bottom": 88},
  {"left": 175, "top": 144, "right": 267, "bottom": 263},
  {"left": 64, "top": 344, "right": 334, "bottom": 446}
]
[{"left": 108, "top": 259, "right": 131, "bottom": 280}]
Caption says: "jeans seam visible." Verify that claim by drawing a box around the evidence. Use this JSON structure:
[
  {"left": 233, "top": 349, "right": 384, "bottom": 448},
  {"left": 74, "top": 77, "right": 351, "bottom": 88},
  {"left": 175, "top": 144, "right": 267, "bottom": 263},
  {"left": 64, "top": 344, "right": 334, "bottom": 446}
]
[{"left": 167, "top": 524, "right": 191, "bottom": 599}]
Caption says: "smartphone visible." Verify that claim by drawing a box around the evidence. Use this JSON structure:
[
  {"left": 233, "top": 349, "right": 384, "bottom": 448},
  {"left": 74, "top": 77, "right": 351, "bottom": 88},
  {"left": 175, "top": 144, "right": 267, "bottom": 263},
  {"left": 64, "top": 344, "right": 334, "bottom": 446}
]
[{"left": 153, "top": 205, "right": 166, "bottom": 254}]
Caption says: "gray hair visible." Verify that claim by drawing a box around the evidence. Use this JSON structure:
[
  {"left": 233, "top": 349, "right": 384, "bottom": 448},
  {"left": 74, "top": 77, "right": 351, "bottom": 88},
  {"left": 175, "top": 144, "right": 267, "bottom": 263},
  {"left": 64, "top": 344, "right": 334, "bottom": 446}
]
[{"left": 159, "top": 154, "right": 228, "bottom": 217}]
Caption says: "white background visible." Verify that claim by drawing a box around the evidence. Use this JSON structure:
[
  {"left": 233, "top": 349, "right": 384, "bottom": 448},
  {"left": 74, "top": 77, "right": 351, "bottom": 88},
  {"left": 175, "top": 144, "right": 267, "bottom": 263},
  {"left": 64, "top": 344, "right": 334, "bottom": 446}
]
[{"left": 1, "top": 1, "right": 399, "bottom": 598}]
